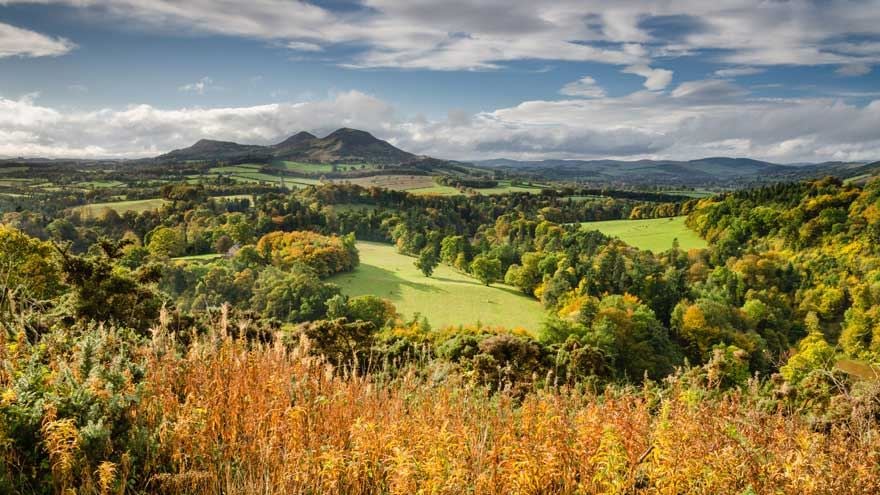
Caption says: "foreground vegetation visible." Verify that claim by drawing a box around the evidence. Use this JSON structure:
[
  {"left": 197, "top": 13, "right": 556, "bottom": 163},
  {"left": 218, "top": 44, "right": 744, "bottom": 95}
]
[
  {"left": 4, "top": 164, "right": 880, "bottom": 492},
  {"left": 2, "top": 319, "right": 878, "bottom": 494}
]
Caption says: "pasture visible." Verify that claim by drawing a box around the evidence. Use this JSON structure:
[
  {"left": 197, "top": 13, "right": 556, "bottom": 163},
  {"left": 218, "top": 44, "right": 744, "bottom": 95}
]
[
  {"left": 75, "top": 198, "right": 167, "bottom": 218},
  {"left": 330, "top": 241, "right": 545, "bottom": 332},
  {"left": 580, "top": 216, "right": 707, "bottom": 252},
  {"left": 273, "top": 161, "right": 377, "bottom": 174}
]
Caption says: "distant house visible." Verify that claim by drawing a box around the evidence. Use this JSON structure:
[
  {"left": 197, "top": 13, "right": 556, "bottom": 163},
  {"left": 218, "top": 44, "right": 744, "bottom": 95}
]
[{"left": 225, "top": 243, "right": 242, "bottom": 258}]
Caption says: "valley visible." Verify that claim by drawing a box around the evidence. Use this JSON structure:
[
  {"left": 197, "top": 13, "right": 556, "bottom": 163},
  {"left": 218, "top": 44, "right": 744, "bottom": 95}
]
[{"left": 330, "top": 241, "right": 545, "bottom": 331}]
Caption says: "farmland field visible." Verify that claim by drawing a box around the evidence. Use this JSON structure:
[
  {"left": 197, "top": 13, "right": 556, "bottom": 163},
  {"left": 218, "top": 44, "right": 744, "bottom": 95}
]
[
  {"left": 329, "top": 241, "right": 545, "bottom": 331},
  {"left": 74, "top": 198, "right": 167, "bottom": 218},
  {"left": 172, "top": 253, "right": 223, "bottom": 262},
  {"left": 205, "top": 165, "right": 322, "bottom": 188},
  {"left": 580, "top": 216, "right": 707, "bottom": 251},
  {"left": 339, "top": 174, "right": 441, "bottom": 191},
  {"left": 274, "top": 161, "right": 377, "bottom": 173},
  {"left": 476, "top": 181, "right": 545, "bottom": 195}
]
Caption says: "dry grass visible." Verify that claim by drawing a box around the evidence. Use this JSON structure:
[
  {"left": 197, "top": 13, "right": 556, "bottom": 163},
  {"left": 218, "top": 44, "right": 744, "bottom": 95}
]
[
  {"left": 4, "top": 319, "right": 880, "bottom": 494},
  {"left": 137, "top": 327, "right": 880, "bottom": 495}
]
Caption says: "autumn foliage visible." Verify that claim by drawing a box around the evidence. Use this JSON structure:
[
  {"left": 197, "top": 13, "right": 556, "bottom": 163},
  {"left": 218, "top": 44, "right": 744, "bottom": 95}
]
[
  {"left": 3, "top": 317, "right": 879, "bottom": 494},
  {"left": 256, "top": 230, "right": 358, "bottom": 277}
]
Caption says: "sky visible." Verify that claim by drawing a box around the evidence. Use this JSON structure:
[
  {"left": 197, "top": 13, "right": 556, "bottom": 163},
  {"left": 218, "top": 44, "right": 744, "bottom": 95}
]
[{"left": 1, "top": 1, "right": 880, "bottom": 163}]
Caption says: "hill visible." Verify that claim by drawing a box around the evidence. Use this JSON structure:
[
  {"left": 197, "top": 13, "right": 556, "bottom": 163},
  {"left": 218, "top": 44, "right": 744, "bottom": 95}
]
[
  {"left": 156, "top": 139, "right": 273, "bottom": 163},
  {"left": 474, "top": 157, "right": 880, "bottom": 187},
  {"left": 274, "top": 128, "right": 416, "bottom": 164},
  {"left": 474, "top": 157, "right": 792, "bottom": 186},
  {"left": 155, "top": 128, "right": 416, "bottom": 165}
]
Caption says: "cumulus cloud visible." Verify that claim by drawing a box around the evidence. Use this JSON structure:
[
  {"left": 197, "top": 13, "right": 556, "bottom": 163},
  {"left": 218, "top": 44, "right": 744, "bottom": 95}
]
[
  {"left": 2, "top": 87, "right": 880, "bottom": 164},
  {"left": 0, "top": 21, "right": 75, "bottom": 58},
  {"left": 0, "top": 91, "right": 396, "bottom": 158},
  {"left": 559, "top": 76, "right": 606, "bottom": 98},
  {"left": 9, "top": 0, "right": 880, "bottom": 71},
  {"left": 623, "top": 64, "right": 673, "bottom": 90}
]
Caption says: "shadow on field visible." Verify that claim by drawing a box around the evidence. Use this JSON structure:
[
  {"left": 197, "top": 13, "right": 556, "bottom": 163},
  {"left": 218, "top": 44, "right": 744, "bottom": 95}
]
[{"left": 352, "top": 263, "right": 445, "bottom": 295}]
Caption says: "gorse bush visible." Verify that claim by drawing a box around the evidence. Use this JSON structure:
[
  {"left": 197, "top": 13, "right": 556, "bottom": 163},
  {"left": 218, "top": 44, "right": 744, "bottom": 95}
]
[{"left": 3, "top": 314, "right": 880, "bottom": 494}]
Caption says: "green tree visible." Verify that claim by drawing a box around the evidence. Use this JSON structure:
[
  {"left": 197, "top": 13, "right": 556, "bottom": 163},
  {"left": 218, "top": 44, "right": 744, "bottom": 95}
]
[
  {"left": 346, "top": 295, "right": 397, "bottom": 329},
  {"left": 0, "top": 225, "right": 63, "bottom": 309},
  {"left": 415, "top": 246, "right": 439, "bottom": 277},
  {"left": 147, "top": 227, "right": 184, "bottom": 258},
  {"left": 56, "top": 240, "right": 162, "bottom": 332},
  {"left": 250, "top": 265, "right": 340, "bottom": 323},
  {"left": 470, "top": 255, "right": 502, "bottom": 286}
]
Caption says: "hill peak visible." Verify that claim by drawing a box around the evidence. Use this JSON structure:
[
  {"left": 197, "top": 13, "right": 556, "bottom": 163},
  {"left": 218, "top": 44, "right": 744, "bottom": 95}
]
[
  {"left": 272, "top": 131, "right": 317, "bottom": 149},
  {"left": 324, "top": 127, "right": 381, "bottom": 145}
]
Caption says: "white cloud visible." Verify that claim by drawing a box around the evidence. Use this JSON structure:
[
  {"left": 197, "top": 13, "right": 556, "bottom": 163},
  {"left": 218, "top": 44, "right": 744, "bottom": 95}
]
[
  {"left": 671, "top": 79, "right": 748, "bottom": 101},
  {"left": 10, "top": 0, "right": 877, "bottom": 71},
  {"left": 0, "top": 91, "right": 396, "bottom": 158},
  {"left": 178, "top": 77, "right": 215, "bottom": 95},
  {"left": 559, "top": 76, "right": 606, "bottom": 98},
  {"left": 286, "top": 41, "right": 323, "bottom": 52},
  {"left": 713, "top": 67, "right": 764, "bottom": 78},
  {"left": 836, "top": 63, "right": 872, "bottom": 76},
  {"left": 2, "top": 87, "right": 880, "bottom": 164},
  {"left": 623, "top": 64, "right": 673, "bottom": 90},
  {"left": 0, "top": 21, "right": 75, "bottom": 58}
]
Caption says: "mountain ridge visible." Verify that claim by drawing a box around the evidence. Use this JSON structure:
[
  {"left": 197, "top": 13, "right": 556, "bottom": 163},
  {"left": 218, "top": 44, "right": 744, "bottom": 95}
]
[{"left": 156, "top": 128, "right": 416, "bottom": 165}]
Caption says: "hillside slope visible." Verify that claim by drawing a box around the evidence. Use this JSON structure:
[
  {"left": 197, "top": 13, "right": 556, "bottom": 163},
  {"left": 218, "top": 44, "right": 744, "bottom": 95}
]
[{"left": 156, "top": 128, "right": 416, "bottom": 165}]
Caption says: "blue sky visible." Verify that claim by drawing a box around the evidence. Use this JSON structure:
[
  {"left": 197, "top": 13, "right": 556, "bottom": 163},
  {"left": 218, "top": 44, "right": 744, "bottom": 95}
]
[{"left": 1, "top": 1, "right": 879, "bottom": 162}]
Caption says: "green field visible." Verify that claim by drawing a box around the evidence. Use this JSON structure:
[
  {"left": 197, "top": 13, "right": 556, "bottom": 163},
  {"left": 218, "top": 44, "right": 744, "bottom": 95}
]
[
  {"left": 581, "top": 216, "right": 707, "bottom": 251},
  {"left": 75, "top": 198, "right": 167, "bottom": 218},
  {"left": 664, "top": 189, "right": 716, "bottom": 198},
  {"left": 205, "top": 165, "right": 322, "bottom": 188},
  {"left": 172, "top": 253, "right": 223, "bottom": 262},
  {"left": 274, "top": 161, "right": 377, "bottom": 174},
  {"left": 76, "top": 180, "right": 126, "bottom": 188},
  {"left": 75, "top": 194, "right": 255, "bottom": 218},
  {"left": 330, "top": 241, "right": 545, "bottom": 332},
  {"left": 407, "top": 185, "right": 462, "bottom": 196},
  {"left": 477, "top": 181, "right": 546, "bottom": 195}
]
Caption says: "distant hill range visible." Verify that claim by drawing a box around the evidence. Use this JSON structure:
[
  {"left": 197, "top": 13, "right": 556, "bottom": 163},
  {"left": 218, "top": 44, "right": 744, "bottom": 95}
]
[
  {"left": 474, "top": 157, "right": 880, "bottom": 187},
  {"left": 146, "top": 128, "right": 879, "bottom": 187},
  {"left": 155, "top": 128, "right": 416, "bottom": 165}
]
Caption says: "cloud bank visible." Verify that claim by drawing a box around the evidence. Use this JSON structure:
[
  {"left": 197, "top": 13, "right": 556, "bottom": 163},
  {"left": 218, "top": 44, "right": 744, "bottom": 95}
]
[
  {"left": 4, "top": 0, "right": 880, "bottom": 72},
  {"left": 2, "top": 89, "right": 878, "bottom": 164}
]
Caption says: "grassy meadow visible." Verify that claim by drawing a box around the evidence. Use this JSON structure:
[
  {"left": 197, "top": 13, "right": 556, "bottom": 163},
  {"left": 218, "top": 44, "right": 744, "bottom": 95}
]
[
  {"left": 581, "top": 216, "right": 707, "bottom": 251},
  {"left": 330, "top": 241, "right": 545, "bottom": 331},
  {"left": 74, "top": 198, "right": 167, "bottom": 218}
]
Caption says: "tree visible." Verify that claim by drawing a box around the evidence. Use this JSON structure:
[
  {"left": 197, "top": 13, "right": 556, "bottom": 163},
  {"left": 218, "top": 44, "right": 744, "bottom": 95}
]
[
  {"left": 214, "top": 235, "right": 234, "bottom": 255},
  {"left": 470, "top": 255, "right": 502, "bottom": 286},
  {"left": 346, "top": 295, "right": 397, "bottom": 329},
  {"left": 415, "top": 246, "right": 439, "bottom": 277},
  {"left": 0, "top": 226, "right": 63, "bottom": 309},
  {"left": 440, "top": 235, "right": 470, "bottom": 266},
  {"left": 147, "top": 227, "right": 184, "bottom": 258},
  {"left": 249, "top": 265, "right": 340, "bottom": 323},
  {"left": 55, "top": 240, "right": 162, "bottom": 332},
  {"left": 587, "top": 294, "right": 680, "bottom": 379},
  {"left": 780, "top": 313, "right": 836, "bottom": 385},
  {"left": 292, "top": 318, "right": 376, "bottom": 367},
  {"left": 504, "top": 252, "right": 543, "bottom": 295}
]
